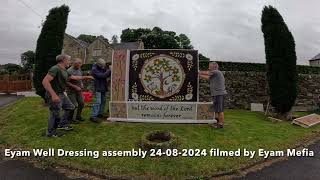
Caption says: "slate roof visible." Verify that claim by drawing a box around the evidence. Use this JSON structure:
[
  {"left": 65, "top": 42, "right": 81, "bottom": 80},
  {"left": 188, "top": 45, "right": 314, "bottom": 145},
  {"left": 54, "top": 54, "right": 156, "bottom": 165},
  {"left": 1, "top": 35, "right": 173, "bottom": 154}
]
[
  {"left": 111, "top": 42, "right": 141, "bottom": 50},
  {"left": 65, "top": 33, "right": 89, "bottom": 48},
  {"left": 65, "top": 33, "right": 143, "bottom": 50},
  {"left": 309, "top": 53, "right": 320, "bottom": 61}
]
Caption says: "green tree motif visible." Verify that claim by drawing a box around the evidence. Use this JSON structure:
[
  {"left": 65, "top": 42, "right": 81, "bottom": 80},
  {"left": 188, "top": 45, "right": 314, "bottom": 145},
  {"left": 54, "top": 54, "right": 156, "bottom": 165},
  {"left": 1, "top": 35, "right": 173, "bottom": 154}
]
[{"left": 144, "top": 58, "right": 180, "bottom": 96}]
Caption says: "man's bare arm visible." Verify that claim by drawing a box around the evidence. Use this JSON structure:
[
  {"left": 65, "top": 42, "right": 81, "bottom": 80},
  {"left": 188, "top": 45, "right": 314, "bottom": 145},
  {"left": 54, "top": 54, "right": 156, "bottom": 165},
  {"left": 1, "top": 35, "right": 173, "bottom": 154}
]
[
  {"left": 42, "top": 74, "right": 60, "bottom": 102},
  {"left": 69, "top": 75, "right": 94, "bottom": 81},
  {"left": 67, "top": 82, "right": 81, "bottom": 91},
  {"left": 199, "top": 71, "right": 210, "bottom": 80},
  {"left": 199, "top": 74, "right": 210, "bottom": 80}
]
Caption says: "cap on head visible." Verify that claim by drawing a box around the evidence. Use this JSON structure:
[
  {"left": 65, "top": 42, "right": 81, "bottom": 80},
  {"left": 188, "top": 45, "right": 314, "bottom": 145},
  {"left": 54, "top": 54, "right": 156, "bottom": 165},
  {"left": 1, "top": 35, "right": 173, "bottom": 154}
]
[
  {"left": 56, "top": 54, "right": 71, "bottom": 63},
  {"left": 96, "top": 58, "right": 106, "bottom": 67}
]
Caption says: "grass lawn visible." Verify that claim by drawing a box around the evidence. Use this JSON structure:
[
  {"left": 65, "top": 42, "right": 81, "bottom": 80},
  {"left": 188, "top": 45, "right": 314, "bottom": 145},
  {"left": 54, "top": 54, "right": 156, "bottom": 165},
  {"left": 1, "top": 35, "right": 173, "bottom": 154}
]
[{"left": 1, "top": 97, "right": 320, "bottom": 179}]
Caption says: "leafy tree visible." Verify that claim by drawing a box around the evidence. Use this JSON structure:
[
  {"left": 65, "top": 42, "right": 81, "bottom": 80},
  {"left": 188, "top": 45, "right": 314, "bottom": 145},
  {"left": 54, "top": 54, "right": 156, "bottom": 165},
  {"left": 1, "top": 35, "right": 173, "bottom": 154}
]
[
  {"left": 120, "top": 28, "right": 151, "bottom": 42},
  {"left": 33, "top": 5, "right": 70, "bottom": 100},
  {"left": 77, "top": 34, "right": 97, "bottom": 44},
  {"left": 177, "top": 34, "right": 193, "bottom": 49},
  {"left": 21, "top": 50, "right": 35, "bottom": 71},
  {"left": 261, "top": 5, "right": 297, "bottom": 116},
  {"left": 199, "top": 53, "right": 210, "bottom": 61},
  {"left": 120, "top": 27, "right": 193, "bottom": 49},
  {"left": 111, "top": 35, "right": 119, "bottom": 44},
  {"left": 1, "top": 63, "right": 22, "bottom": 74}
]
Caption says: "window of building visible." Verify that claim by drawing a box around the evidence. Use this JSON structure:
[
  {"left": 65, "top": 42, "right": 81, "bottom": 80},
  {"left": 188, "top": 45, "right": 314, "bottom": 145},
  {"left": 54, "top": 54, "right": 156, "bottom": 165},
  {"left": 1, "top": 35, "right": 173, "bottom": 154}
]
[{"left": 93, "top": 49, "right": 102, "bottom": 57}]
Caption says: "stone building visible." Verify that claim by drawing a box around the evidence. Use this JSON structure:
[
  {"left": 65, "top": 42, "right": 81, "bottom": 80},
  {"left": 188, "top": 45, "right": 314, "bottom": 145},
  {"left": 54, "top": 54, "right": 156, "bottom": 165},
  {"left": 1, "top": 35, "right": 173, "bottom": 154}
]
[
  {"left": 309, "top": 53, "right": 320, "bottom": 67},
  {"left": 62, "top": 34, "right": 89, "bottom": 63},
  {"left": 87, "top": 36, "right": 113, "bottom": 64},
  {"left": 62, "top": 33, "right": 144, "bottom": 64}
]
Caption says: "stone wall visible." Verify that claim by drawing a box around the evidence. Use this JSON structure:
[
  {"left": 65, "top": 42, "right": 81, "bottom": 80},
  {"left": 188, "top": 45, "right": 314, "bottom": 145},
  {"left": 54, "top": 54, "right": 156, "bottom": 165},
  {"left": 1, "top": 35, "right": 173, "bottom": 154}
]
[
  {"left": 87, "top": 38, "right": 113, "bottom": 64},
  {"left": 199, "top": 71, "right": 320, "bottom": 111},
  {"left": 62, "top": 34, "right": 86, "bottom": 62}
]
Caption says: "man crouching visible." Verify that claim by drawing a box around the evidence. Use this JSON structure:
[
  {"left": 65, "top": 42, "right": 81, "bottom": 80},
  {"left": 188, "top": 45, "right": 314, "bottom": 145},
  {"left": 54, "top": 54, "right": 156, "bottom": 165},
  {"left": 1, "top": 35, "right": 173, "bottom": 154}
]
[
  {"left": 199, "top": 62, "right": 227, "bottom": 128},
  {"left": 42, "top": 54, "right": 93, "bottom": 137}
]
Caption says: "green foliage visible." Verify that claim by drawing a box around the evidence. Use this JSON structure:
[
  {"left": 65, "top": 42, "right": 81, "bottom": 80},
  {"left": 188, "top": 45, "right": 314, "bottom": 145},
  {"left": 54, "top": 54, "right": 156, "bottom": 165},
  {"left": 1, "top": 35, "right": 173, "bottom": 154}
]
[
  {"left": 199, "top": 61, "right": 266, "bottom": 71},
  {"left": 177, "top": 34, "right": 193, "bottom": 49},
  {"left": 297, "top": 66, "right": 320, "bottom": 74},
  {"left": 81, "top": 63, "right": 93, "bottom": 71},
  {"left": 199, "top": 61, "right": 320, "bottom": 74},
  {"left": 199, "top": 54, "right": 210, "bottom": 61},
  {"left": 262, "top": 5, "right": 297, "bottom": 114},
  {"left": 120, "top": 28, "right": 152, "bottom": 42},
  {"left": 21, "top": 50, "right": 35, "bottom": 71},
  {"left": 77, "top": 34, "right": 97, "bottom": 44},
  {"left": 33, "top": 5, "right": 70, "bottom": 100},
  {"left": 0, "top": 63, "right": 23, "bottom": 74},
  {"left": 120, "top": 27, "right": 193, "bottom": 49}
]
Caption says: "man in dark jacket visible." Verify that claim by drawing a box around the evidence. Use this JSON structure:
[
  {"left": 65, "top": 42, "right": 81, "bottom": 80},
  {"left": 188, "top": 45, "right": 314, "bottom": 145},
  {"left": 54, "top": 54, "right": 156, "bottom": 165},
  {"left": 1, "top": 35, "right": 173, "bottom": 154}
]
[{"left": 90, "top": 58, "right": 111, "bottom": 122}]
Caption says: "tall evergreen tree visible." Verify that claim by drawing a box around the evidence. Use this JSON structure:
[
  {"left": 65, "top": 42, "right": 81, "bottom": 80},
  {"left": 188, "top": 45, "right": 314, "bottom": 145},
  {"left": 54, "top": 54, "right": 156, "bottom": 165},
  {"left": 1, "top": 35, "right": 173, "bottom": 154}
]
[
  {"left": 261, "top": 6, "right": 297, "bottom": 115},
  {"left": 33, "top": 5, "right": 70, "bottom": 100}
]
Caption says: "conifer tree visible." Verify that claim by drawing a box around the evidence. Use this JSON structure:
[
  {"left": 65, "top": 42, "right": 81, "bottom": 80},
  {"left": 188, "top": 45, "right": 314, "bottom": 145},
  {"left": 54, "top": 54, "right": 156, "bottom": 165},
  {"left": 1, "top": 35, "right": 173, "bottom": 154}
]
[
  {"left": 33, "top": 5, "right": 70, "bottom": 100},
  {"left": 261, "top": 6, "right": 297, "bottom": 115}
]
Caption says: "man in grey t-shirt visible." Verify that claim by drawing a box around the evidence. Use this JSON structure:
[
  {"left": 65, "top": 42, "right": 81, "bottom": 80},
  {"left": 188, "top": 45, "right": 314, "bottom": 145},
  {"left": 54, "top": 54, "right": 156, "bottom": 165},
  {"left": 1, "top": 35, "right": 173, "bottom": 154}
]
[
  {"left": 199, "top": 62, "right": 227, "bottom": 128},
  {"left": 67, "top": 58, "right": 85, "bottom": 123}
]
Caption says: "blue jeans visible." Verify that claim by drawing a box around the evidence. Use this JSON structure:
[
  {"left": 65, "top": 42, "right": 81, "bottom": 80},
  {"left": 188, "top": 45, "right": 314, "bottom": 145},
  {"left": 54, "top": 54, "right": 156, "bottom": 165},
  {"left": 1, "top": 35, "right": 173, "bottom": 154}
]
[{"left": 91, "top": 91, "right": 106, "bottom": 118}]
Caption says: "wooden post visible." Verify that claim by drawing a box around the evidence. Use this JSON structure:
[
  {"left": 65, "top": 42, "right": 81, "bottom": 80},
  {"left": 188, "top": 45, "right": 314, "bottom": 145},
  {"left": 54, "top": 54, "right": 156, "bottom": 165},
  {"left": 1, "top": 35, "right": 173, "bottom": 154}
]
[{"left": 5, "top": 74, "right": 9, "bottom": 94}]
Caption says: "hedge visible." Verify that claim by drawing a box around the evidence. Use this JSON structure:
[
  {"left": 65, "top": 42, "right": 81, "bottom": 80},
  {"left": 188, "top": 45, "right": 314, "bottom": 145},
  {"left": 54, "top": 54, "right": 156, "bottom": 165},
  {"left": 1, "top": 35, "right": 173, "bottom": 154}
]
[
  {"left": 81, "top": 63, "right": 93, "bottom": 71},
  {"left": 199, "top": 61, "right": 320, "bottom": 74},
  {"left": 81, "top": 61, "right": 320, "bottom": 75}
]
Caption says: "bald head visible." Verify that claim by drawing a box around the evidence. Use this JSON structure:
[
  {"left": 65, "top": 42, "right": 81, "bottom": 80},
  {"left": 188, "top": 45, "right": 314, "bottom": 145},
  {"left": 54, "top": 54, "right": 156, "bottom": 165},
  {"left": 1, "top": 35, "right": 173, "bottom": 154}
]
[{"left": 209, "top": 62, "right": 219, "bottom": 71}]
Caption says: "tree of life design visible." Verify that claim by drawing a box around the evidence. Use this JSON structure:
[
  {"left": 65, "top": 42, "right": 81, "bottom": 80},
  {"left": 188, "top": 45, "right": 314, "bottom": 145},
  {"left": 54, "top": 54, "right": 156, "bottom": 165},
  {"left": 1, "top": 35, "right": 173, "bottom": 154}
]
[{"left": 139, "top": 55, "right": 185, "bottom": 98}]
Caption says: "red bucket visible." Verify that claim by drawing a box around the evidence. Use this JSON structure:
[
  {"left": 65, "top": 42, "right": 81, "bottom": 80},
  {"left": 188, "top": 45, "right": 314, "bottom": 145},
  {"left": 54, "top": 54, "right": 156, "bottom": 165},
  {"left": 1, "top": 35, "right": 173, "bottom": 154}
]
[{"left": 82, "top": 91, "right": 93, "bottom": 103}]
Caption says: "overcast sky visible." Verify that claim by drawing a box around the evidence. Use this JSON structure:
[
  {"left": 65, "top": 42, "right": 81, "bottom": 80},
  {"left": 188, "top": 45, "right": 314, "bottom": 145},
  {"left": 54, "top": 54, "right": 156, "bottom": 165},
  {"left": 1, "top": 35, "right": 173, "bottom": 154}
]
[{"left": 1, "top": 0, "right": 319, "bottom": 65}]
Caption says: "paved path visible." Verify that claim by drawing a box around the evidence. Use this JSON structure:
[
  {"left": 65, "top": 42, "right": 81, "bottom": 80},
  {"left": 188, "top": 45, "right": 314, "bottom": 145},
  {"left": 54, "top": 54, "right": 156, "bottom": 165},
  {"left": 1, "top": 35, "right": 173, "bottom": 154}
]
[
  {"left": 0, "top": 94, "right": 87, "bottom": 180},
  {"left": 0, "top": 160, "right": 86, "bottom": 180},
  {"left": 235, "top": 141, "right": 320, "bottom": 180},
  {"left": 0, "top": 94, "right": 23, "bottom": 107}
]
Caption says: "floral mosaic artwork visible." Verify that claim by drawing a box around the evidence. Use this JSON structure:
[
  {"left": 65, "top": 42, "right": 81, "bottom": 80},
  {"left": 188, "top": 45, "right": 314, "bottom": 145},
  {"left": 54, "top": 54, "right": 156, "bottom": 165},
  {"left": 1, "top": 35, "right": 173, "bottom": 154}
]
[
  {"left": 128, "top": 50, "right": 198, "bottom": 102},
  {"left": 111, "top": 50, "right": 127, "bottom": 101},
  {"left": 197, "top": 103, "right": 214, "bottom": 120},
  {"left": 110, "top": 102, "right": 127, "bottom": 118}
]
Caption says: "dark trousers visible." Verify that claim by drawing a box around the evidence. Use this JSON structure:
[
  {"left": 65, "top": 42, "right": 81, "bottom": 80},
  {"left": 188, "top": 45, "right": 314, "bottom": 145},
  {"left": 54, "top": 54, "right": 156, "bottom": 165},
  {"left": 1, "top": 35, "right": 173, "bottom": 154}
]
[
  {"left": 46, "top": 92, "right": 75, "bottom": 135},
  {"left": 67, "top": 91, "right": 84, "bottom": 120}
]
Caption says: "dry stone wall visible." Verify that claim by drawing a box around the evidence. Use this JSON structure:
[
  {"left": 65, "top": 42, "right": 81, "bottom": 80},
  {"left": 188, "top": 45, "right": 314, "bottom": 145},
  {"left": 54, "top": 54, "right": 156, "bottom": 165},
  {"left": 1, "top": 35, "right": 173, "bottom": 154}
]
[{"left": 199, "top": 71, "right": 320, "bottom": 111}]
